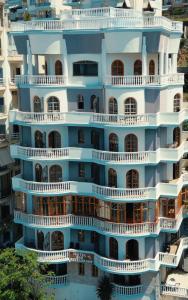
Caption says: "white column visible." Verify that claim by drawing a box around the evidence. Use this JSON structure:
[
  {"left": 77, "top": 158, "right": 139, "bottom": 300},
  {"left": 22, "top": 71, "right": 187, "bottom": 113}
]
[
  {"left": 172, "top": 53, "right": 177, "bottom": 73},
  {"left": 23, "top": 55, "right": 28, "bottom": 75},
  {"left": 165, "top": 52, "right": 168, "bottom": 74},
  {"left": 101, "top": 38, "right": 107, "bottom": 84},
  {"left": 159, "top": 51, "right": 164, "bottom": 75},
  {"left": 62, "top": 38, "right": 68, "bottom": 84},
  {"left": 142, "top": 36, "right": 147, "bottom": 76},
  {"left": 27, "top": 40, "right": 32, "bottom": 75}
]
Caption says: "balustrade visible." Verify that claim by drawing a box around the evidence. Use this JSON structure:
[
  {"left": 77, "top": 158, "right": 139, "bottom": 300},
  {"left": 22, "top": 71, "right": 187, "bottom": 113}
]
[{"left": 161, "top": 285, "right": 188, "bottom": 298}]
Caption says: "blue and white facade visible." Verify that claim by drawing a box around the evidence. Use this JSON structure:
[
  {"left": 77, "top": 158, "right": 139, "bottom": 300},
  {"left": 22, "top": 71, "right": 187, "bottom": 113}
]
[{"left": 9, "top": 0, "right": 188, "bottom": 299}]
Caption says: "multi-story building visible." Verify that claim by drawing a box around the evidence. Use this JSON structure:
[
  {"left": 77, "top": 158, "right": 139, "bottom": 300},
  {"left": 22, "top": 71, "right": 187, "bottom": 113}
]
[
  {"left": 0, "top": 0, "right": 22, "bottom": 248},
  {"left": 9, "top": 0, "right": 188, "bottom": 299}
]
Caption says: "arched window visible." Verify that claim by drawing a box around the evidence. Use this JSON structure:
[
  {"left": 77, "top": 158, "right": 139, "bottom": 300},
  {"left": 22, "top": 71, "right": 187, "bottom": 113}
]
[
  {"left": 51, "top": 231, "right": 64, "bottom": 251},
  {"left": 49, "top": 165, "right": 62, "bottom": 182},
  {"left": 90, "top": 95, "right": 99, "bottom": 113},
  {"left": 33, "top": 96, "right": 42, "bottom": 112},
  {"left": 47, "top": 97, "right": 60, "bottom": 112},
  {"left": 35, "top": 164, "right": 42, "bottom": 182},
  {"left": 125, "top": 134, "right": 138, "bottom": 152},
  {"left": 126, "top": 239, "right": 139, "bottom": 260},
  {"left": 37, "top": 230, "right": 44, "bottom": 250},
  {"left": 108, "top": 168, "right": 117, "bottom": 188},
  {"left": 77, "top": 95, "right": 84, "bottom": 110},
  {"left": 174, "top": 94, "right": 181, "bottom": 112},
  {"left": 48, "top": 131, "right": 61, "bottom": 148},
  {"left": 134, "top": 60, "right": 142, "bottom": 75},
  {"left": 124, "top": 98, "right": 137, "bottom": 115},
  {"left": 35, "top": 131, "right": 43, "bottom": 148},
  {"left": 111, "top": 60, "right": 124, "bottom": 76},
  {"left": 173, "top": 127, "right": 181, "bottom": 147},
  {"left": 109, "top": 97, "right": 118, "bottom": 114},
  {"left": 149, "top": 60, "right": 155, "bottom": 75},
  {"left": 55, "top": 60, "right": 63, "bottom": 75},
  {"left": 109, "top": 133, "right": 118, "bottom": 152},
  {"left": 109, "top": 237, "right": 118, "bottom": 259},
  {"left": 126, "top": 170, "right": 139, "bottom": 188},
  {"left": 78, "top": 129, "right": 84, "bottom": 144}
]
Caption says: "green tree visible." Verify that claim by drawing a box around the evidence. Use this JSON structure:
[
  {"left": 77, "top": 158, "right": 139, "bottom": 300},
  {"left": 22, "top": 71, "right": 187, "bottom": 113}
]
[
  {"left": 0, "top": 248, "right": 54, "bottom": 300},
  {"left": 23, "top": 12, "right": 31, "bottom": 21},
  {"left": 96, "top": 276, "right": 114, "bottom": 300}
]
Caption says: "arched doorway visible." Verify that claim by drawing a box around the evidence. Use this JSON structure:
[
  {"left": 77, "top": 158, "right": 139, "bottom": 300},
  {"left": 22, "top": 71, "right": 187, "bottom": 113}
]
[
  {"left": 125, "top": 134, "right": 138, "bottom": 152},
  {"left": 109, "top": 237, "right": 118, "bottom": 259},
  {"left": 35, "top": 131, "right": 43, "bottom": 148},
  {"left": 124, "top": 98, "right": 137, "bottom": 115},
  {"left": 55, "top": 60, "right": 63, "bottom": 75},
  {"left": 33, "top": 96, "right": 42, "bottom": 112},
  {"left": 51, "top": 231, "right": 64, "bottom": 251},
  {"left": 47, "top": 97, "right": 60, "bottom": 112},
  {"left": 91, "top": 130, "right": 100, "bottom": 150},
  {"left": 35, "top": 164, "right": 42, "bottom": 182},
  {"left": 49, "top": 165, "right": 62, "bottom": 182},
  {"left": 37, "top": 230, "right": 44, "bottom": 250},
  {"left": 111, "top": 60, "right": 124, "bottom": 76},
  {"left": 90, "top": 95, "right": 99, "bottom": 113},
  {"left": 134, "top": 60, "right": 142, "bottom": 75},
  {"left": 173, "top": 127, "right": 181, "bottom": 147},
  {"left": 109, "top": 133, "right": 118, "bottom": 152},
  {"left": 109, "top": 97, "right": 118, "bottom": 114},
  {"left": 149, "top": 60, "right": 155, "bottom": 75},
  {"left": 48, "top": 131, "right": 61, "bottom": 148},
  {"left": 126, "top": 239, "right": 139, "bottom": 260},
  {"left": 126, "top": 170, "right": 139, "bottom": 188},
  {"left": 108, "top": 168, "right": 117, "bottom": 188}
]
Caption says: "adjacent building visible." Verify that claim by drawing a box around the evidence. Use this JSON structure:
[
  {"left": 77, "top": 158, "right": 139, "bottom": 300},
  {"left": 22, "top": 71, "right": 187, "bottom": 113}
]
[{"left": 9, "top": 0, "right": 188, "bottom": 299}]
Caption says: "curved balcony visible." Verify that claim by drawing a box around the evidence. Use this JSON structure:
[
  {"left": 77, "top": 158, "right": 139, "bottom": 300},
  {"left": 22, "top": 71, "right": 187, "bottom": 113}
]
[
  {"left": 14, "top": 207, "right": 184, "bottom": 236},
  {"left": 10, "top": 16, "right": 182, "bottom": 33},
  {"left": 15, "top": 237, "right": 188, "bottom": 274},
  {"left": 12, "top": 173, "right": 188, "bottom": 201},
  {"left": 14, "top": 75, "right": 67, "bottom": 86},
  {"left": 9, "top": 110, "right": 188, "bottom": 128},
  {"left": 106, "top": 74, "right": 184, "bottom": 87},
  {"left": 10, "top": 142, "right": 188, "bottom": 165}
]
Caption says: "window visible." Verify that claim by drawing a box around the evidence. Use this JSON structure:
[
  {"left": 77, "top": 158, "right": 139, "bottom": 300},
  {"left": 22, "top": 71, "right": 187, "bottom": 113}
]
[
  {"left": 134, "top": 60, "right": 142, "bottom": 75},
  {"left": 78, "top": 129, "right": 84, "bottom": 144},
  {"left": 73, "top": 61, "right": 98, "bottom": 76},
  {"left": 90, "top": 95, "right": 98, "bottom": 112},
  {"left": 111, "top": 60, "right": 124, "bottom": 76},
  {"left": 77, "top": 95, "right": 84, "bottom": 110},
  {"left": 33, "top": 96, "right": 42, "bottom": 112},
  {"left": 78, "top": 230, "right": 85, "bottom": 242},
  {"left": 47, "top": 97, "right": 60, "bottom": 112},
  {"left": 49, "top": 165, "right": 62, "bottom": 182},
  {"left": 78, "top": 163, "right": 85, "bottom": 177},
  {"left": 125, "top": 134, "right": 138, "bottom": 152},
  {"left": 79, "top": 263, "right": 85, "bottom": 275},
  {"left": 109, "top": 133, "right": 118, "bottom": 152},
  {"left": 124, "top": 98, "right": 137, "bottom": 115},
  {"left": 174, "top": 94, "right": 181, "bottom": 112},
  {"left": 109, "top": 97, "right": 118, "bottom": 114},
  {"left": 91, "top": 265, "right": 98, "bottom": 277},
  {"left": 126, "top": 170, "right": 139, "bottom": 188},
  {"left": 149, "top": 60, "right": 155, "bottom": 75}
]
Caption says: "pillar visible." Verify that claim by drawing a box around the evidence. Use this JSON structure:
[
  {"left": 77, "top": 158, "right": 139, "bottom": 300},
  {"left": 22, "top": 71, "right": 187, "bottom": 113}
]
[
  {"left": 172, "top": 53, "right": 177, "bottom": 73},
  {"left": 142, "top": 36, "right": 147, "bottom": 76},
  {"left": 101, "top": 38, "right": 107, "bottom": 84},
  {"left": 27, "top": 40, "right": 32, "bottom": 75},
  {"left": 62, "top": 39, "right": 68, "bottom": 84},
  {"left": 159, "top": 51, "right": 164, "bottom": 75},
  {"left": 165, "top": 52, "right": 168, "bottom": 74}
]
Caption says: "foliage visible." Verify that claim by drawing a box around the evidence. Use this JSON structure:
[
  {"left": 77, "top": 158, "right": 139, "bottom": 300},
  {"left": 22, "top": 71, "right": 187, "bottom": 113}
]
[
  {"left": 0, "top": 248, "right": 54, "bottom": 300},
  {"left": 23, "top": 12, "right": 31, "bottom": 21},
  {"left": 96, "top": 276, "right": 114, "bottom": 300}
]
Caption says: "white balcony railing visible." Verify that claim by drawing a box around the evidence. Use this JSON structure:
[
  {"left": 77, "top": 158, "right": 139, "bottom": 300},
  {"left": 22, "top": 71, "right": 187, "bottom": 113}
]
[
  {"left": 106, "top": 74, "right": 184, "bottom": 86},
  {"left": 14, "top": 75, "right": 67, "bottom": 86},
  {"left": 113, "top": 284, "right": 144, "bottom": 296},
  {"left": 10, "top": 15, "right": 183, "bottom": 32},
  {"left": 12, "top": 173, "right": 188, "bottom": 200},
  {"left": 15, "top": 237, "right": 188, "bottom": 273},
  {"left": 45, "top": 275, "right": 69, "bottom": 286},
  {"left": 161, "top": 285, "right": 188, "bottom": 298},
  {"left": 9, "top": 109, "right": 188, "bottom": 128},
  {"left": 14, "top": 207, "right": 184, "bottom": 236},
  {"left": 10, "top": 142, "right": 188, "bottom": 165}
]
